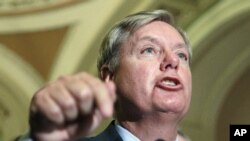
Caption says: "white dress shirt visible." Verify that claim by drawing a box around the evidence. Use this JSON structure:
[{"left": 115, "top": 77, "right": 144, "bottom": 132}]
[
  {"left": 115, "top": 123, "right": 179, "bottom": 141},
  {"left": 115, "top": 124, "right": 141, "bottom": 141}
]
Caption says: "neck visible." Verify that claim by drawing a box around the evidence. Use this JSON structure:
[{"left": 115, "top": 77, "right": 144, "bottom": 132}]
[{"left": 117, "top": 112, "right": 179, "bottom": 141}]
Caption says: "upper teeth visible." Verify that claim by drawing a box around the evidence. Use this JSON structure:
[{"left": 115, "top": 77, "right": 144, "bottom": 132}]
[{"left": 163, "top": 80, "right": 176, "bottom": 86}]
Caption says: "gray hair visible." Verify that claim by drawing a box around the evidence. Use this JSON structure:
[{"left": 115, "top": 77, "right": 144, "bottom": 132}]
[{"left": 97, "top": 9, "right": 192, "bottom": 76}]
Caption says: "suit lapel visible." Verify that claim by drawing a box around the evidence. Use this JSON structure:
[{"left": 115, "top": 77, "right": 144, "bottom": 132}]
[
  {"left": 96, "top": 120, "right": 123, "bottom": 141},
  {"left": 81, "top": 120, "right": 123, "bottom": 141}
]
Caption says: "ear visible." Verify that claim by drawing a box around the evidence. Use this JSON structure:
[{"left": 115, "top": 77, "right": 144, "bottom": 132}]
[{"left": 100, "top": 65, "right": 114, "bottom": 82}]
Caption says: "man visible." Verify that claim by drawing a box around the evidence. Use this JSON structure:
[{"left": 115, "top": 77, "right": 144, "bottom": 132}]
[{"left": 18, "top": 9, "right": 192, "bottom": 141}]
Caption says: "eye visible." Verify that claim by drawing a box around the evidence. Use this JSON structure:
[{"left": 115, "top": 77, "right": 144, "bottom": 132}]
[
  {"left": 177, "top": 52, "right": 188, "bottom": 61},
  {"left": 141, "top": 47, "right": 156, "bottom": 55},
  {"left": 140, "top": 45, "right": 158, "bottom": 55}
]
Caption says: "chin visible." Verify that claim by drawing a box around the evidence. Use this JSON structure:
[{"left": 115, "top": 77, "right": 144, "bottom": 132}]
[{"left": 154, "top": 101, "right": 188, "bottom": 115}]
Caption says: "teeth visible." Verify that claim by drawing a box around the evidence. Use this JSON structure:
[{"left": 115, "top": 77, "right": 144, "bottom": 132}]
[{"left": 162, "top": 80, "right": 176, "bottom": 86}]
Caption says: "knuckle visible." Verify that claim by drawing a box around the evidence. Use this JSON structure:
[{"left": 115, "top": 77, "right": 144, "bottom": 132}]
[
  {"left": 47, "top": 82, "right": 64, "bottom": 92},
  {"left": 46, "top": 82, "right": 57, "bottom": 91},
  {"left": 58, "top": 75, "right": 70, "bottom": 82},
  {"left": 49, "top": 108, "right": 61, "bottom": 118},
  {"left": 79, "top": 87, "right": 92, "bottom": 97},
  {"left": 33, "top": 90, "right": 46, "bottom": 103},
  {"left": 78, "top": 72, "right": 94, "bottom": 80},
  {"left": 96, "top": 84, "right": 108, "bottom": 95},
  {"left": 92, "top": 80, "right": 104, "bottom": 89},
  {"left": 62, "top": 99, "right": 75, "bottom": 110}
]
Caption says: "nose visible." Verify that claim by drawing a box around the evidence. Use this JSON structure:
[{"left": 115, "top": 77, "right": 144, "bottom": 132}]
[{"left": 160, "top": 51, "right": 179, "bottom": 71}]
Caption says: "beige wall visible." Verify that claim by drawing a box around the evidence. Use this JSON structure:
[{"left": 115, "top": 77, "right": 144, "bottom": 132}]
[{"left": 0, "top": 0, "right": 249, "bottom": 140}]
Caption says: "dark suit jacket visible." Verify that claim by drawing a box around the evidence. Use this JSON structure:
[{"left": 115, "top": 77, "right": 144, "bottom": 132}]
[
  {"left": 79, "top": 121, "right": 123, "bottom": 141},
  {"left": 15, "top": 121, "right": 123, "bottom": 141}
]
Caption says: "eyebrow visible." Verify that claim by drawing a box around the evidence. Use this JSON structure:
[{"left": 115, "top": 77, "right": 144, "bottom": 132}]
[
  {"left": 175, "top": 43, "right": 188, "bottom": 50},
  {"left": 138, "top": 36, "right": 162, "bottom": 46},
  {"left": 139, "top": 36, "right": 188, "bottom": 50}
]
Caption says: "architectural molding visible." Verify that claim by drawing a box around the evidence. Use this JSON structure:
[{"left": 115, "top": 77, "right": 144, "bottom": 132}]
[
  {"left": 202, "top": 46, "right": 250, "bottom": 141},
  {"left": 0, "top": 44, "right": 43, "bottom": 140},
  {"left": 48, "top": 0, "right": 132, "bottom": 79},
  {"left": 0, "top": 0, "right": 83, "bottom": 15},
  {"left": 0, "top": 0, "right": 88, "bottom": 33},
  {"left": 181, "top": 1, "right": 250, "bottom": 141},
  {"left": 187, "top": 0, "right": 250, "bottom": 50}
]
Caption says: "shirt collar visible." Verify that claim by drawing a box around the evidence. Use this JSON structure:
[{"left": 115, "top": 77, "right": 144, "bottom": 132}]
[
  {"left": 115, "top": 122, "right": 178, "bottom": 141},
  {"left": 115, "top": 124, "right": 140, "bottom": 141}
]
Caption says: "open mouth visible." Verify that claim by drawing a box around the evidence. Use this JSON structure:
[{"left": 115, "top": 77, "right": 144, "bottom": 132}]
[
  {"left": 162, "top": 79, "right": 179, "bottom": 86},
  {"left": 156, "top": 77, "right": 182, "bottom": 91}
]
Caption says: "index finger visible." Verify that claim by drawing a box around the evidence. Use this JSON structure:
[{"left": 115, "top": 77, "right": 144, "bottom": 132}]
[{"left": 78, "top": 73, "right": 114, "bottom": 117}]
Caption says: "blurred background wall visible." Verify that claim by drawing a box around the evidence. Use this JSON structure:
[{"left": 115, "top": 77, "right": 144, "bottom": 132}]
[{"left": 0, "top": 0, "right": 249, "bottom": 141}]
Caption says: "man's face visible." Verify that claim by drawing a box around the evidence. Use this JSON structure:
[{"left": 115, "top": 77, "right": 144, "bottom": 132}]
[{"left": 113, "top": 21, "right": 192, "bottom": 118}]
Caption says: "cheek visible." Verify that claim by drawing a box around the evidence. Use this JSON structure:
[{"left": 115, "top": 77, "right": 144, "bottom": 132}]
[
  {"left": 180, "top": 65, "right": 192, "bottom": 88},
  {"left": 116, "top": 62, "right": 157, "bottom": 102},
  {"left": 134, "top": 63, "right": 159, "bottom": 90},
  {"left": 124, "top": 67, "right": 150, "bottom": 96},
  {"left": 185, "top": 70, "right": 192, "bottom": 93},
  {"left": 135, "top": 66, "right": 150, "bottom": 80},
  {"left": 116, "top": 58, "right": 159, "bottom": 93},
  {"left": 127, "top": 60, "right": 157, "bottom": 80},
  {"left": 181, "top": 68, "right": 192, "bottom": 104}
]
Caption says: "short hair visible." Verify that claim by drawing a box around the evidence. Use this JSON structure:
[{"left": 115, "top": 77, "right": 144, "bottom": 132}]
[{"left": 97, "top": 9, "right": 192, "bottom": 76}]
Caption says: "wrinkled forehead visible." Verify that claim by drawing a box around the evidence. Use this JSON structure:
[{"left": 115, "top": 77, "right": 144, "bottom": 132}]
[
  {"left": 124, "top": 21, "right": 192, "bottom": 62},
  {"left": 129, "top": 20, "right": 187, "bottom": 43},
  {"left": 127, "top": 21, "right": 185, "bottom": 47}
]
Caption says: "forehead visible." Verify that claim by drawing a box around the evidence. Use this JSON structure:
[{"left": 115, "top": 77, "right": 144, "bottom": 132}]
[
  {"left": 132, "top": 21, "right": 184, "bottom": 43},
  {"left": 122, "top": 21, "right": 187, "bottom": 53}
]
